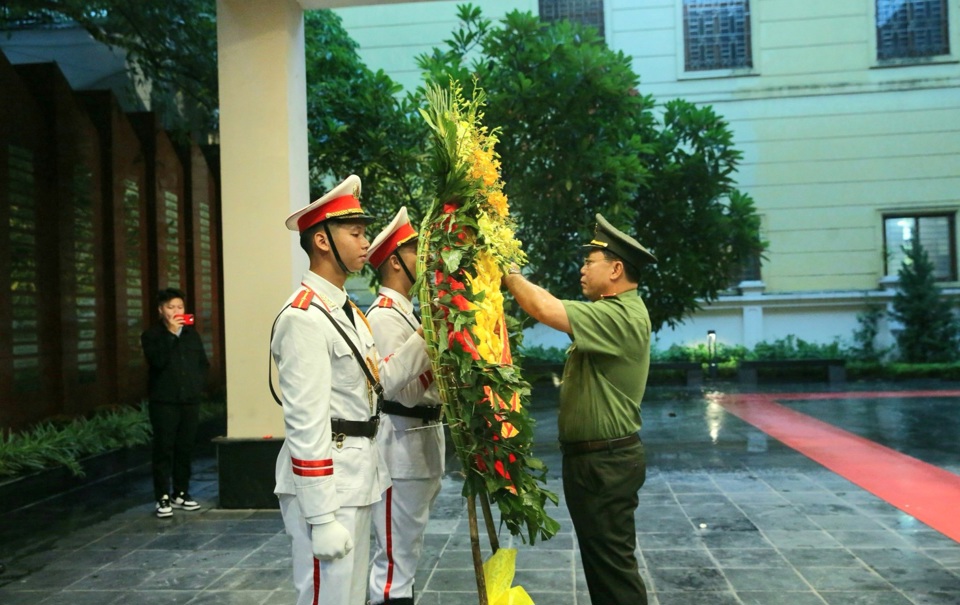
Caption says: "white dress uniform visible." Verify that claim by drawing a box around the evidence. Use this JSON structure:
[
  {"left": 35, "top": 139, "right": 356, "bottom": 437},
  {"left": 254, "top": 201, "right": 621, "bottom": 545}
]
[
  {"left": 366, "top": 288, "right": 445, "bottom": 605},
  {"left": 273, "top": 272, "right": 430, "bottom": 605}
]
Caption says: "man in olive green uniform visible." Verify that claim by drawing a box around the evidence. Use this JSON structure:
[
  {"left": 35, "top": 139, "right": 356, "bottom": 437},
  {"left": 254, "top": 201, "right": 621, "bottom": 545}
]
[{"left": 503, "top": 214, "right": 656, "bottom": 605}]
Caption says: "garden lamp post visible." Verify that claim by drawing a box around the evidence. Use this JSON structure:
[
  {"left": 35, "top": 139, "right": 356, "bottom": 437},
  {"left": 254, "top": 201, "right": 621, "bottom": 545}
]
[{"left": 707, "top": 330, "right": 718, "bottom": 379}]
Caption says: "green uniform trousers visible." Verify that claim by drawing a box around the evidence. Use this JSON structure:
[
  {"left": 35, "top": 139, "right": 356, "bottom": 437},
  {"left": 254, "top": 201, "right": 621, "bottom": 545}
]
[{"left": 563, "top": 440, "right": 647, "bottom": 605}]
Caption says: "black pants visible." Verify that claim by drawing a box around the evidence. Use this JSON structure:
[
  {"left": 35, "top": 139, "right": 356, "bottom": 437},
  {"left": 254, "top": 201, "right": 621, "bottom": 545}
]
[
  {"left": 563, "top": 440, "right": 647, "bottom": 605},
  {"left": 148, "top": 401, "right": 200, "bottom": 500}
]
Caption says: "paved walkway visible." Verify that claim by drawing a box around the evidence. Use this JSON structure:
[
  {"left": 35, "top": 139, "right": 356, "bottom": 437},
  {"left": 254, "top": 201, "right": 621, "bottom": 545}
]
[{"left": 2, "top": 383, "right": 959, "bottom": 605}]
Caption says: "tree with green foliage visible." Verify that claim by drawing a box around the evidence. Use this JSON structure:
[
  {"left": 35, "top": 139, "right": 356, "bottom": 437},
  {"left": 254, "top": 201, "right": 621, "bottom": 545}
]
[
  {"left": 889, "top": 243, "right": 960, "bottom": 362},
  {"left": 416, "top": 4, "right": 764, "bottom": 331},
  {"left": 303, "top": 11, "right": 428, "bottom": 212},
  {"left": 1, "top": 0, "right": 218, "bottom": 135},
  {"left": 850, "top": 302, "right": 889, "bottom": 362},
  {"left": 1, "top": 2, "right": 424, "bottom": 213},
  {"left": 7, "top": 1, "right": 766, "bottom": 332}
]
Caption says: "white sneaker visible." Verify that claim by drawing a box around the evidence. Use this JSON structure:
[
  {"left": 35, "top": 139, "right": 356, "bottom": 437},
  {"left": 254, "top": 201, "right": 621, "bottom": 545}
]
[
  {"left": 156, "top": 495, "right": 173, "bottom": 518},
  {"left": 171, "top": 491, "right": 200, "bottom": 511}
]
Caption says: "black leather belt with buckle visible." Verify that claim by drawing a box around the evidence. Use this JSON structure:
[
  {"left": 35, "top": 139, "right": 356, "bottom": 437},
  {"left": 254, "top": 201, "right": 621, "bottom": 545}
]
[
  {"left": 330, "top": 417, "right": 379, "bottom": 441},
  {"left": 560, "top": 433, "right": 640, "bottom": 456},
  {"left": 381, "top": 400, "right": 442, "bottom": 421}
]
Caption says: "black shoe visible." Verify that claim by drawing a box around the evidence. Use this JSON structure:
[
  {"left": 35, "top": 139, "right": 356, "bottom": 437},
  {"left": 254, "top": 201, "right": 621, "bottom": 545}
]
[
  {"left": 156, "top": 495, "right": 173, "bottom": 518},
  {"left": 171, "top": 491, "right": 200, "bottom": 511}
]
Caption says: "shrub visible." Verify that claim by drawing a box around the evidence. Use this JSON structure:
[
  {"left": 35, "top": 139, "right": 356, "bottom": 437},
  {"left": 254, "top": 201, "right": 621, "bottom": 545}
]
[
  {"left": 0, "top": 404, "right": 153, "bottom": 478},
  {"left": 890, "top": 243, "right": 960, "bottom": 363},
  {"left": 0, "top": 398, "right": 225, "bottom": 479},
  {"left": 746, "top": 335, "right": 846, "bottom": 361},
  {"left": 520, "top": 344, "right": 568, "bottom": 364},
  {"left": 850, "top": 304, "right": 891, "bottom": 362},
  {"left": 652, "top": 342, "right": 747, "bottom": 364}
]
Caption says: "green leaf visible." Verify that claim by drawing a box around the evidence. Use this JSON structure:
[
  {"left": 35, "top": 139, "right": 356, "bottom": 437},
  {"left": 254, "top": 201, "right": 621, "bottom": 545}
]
[{"left": 441, "top": 248, "right": 464, "bottom": 273}]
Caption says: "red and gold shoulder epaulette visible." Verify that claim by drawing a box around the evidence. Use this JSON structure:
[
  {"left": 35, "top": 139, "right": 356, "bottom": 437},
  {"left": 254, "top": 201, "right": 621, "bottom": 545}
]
[
  {"left": 291, "top": 288, "right": 314, "bottom": 310},
  {"left": 376, "top": 297, "right": 395, "bottom": 309}
]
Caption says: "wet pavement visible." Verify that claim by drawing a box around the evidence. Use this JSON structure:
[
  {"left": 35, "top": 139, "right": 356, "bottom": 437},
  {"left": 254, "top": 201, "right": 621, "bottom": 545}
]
[{"left": 1, "top": 382, "right": 959, "bottom": 604}]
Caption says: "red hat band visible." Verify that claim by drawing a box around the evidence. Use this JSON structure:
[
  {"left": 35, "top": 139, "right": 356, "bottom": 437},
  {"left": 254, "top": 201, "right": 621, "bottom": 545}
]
[
  {"left": 370, "top": 222, "right": 417, "bottom": 268},
  {"left": 296, "top": 195, "right": 366, "bottom": 232}
]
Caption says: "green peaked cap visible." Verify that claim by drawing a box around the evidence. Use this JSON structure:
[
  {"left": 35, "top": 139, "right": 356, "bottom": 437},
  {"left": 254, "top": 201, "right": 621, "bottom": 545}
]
[{"left": 582, "top": 214, "right": 657, "bottom": 271}]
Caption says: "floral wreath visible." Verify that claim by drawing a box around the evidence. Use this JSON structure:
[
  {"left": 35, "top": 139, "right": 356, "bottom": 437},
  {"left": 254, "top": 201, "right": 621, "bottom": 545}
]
[{"left": 416, "top": 79, "right": 559, "bottom": 544}]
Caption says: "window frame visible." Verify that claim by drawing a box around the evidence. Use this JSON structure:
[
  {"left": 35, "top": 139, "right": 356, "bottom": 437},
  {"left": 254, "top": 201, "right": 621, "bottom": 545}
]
[
  {"left": 538, "top": 0, "right": 606, "bottom": 38},
  {"left": 882, "top": 211, "right": 958, "bottom": 282},
  {"left": 676, "top": 0, "right": 758, "bottom": 80},
  {"left": 870, "top": 0, "right": 960, "bottom": 68}
]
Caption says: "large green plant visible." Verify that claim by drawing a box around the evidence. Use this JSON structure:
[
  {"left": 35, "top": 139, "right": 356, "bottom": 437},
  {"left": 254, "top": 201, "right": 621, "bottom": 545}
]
[
  {"left": 0, "top": 404, "right": 152, "bottom": 477},
  {"left": 747, "top": 335, "right": 845, "bottom": 361},
  {"left": 416, "top": 4, "right": 764, "bottom": 331},
  {"left": 0, "top": 400, "right": 224, "bottom": 478},
  {"left": 850, "top": 303, "right": 890, "bottom": 362},
  {"left": 2, "top": 0, "right": 219, "bottom": 136},
  {"left": 304, "top": 11, "right": 428, "bottom": 214},
  {"left": 890, "top": 243, "right": 960, "bottom": 362}
]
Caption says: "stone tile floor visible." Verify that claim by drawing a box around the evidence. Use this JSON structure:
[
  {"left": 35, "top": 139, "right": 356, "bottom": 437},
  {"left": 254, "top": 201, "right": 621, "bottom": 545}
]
[{"left": 1, "top": 384, "right": 959, "bottom": 604}]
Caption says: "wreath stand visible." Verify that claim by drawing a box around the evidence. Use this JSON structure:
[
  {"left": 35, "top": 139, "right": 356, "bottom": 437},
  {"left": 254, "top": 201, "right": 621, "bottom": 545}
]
[
  {"left": 467, "top": 491, "right": 501, "bottom": 605},
  {"left": 418, "top": 230, "right": 507, "bottom": 605}
]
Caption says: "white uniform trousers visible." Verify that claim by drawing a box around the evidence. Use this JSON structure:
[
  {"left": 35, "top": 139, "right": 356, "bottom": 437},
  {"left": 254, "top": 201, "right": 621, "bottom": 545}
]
[
  {"left": 280, "top": 494, "right": 372, "bottom": 605},
  {"left": 368, "top": 477, "right": 442, "bottom": 604}
]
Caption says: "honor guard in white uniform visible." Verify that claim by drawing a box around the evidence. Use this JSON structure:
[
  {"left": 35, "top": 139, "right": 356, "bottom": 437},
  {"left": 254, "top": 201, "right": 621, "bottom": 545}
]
[
  {"left": 365, "top": 208, "right": 445, "bottom": 605},
  {"left": 272, "top": 177, "right": 432, "bottom": 605}
]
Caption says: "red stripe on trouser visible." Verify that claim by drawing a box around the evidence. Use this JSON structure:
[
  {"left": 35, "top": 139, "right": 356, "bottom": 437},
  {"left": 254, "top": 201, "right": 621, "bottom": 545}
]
[
  {"left": 383, "top": 486, "right": 395, "bottom": 600},
  {"left": 313, "top": 556, "right": 320, "bottom": 605},
  {"left": 716, "top": 391, "right": 960, "bottom": 543}
]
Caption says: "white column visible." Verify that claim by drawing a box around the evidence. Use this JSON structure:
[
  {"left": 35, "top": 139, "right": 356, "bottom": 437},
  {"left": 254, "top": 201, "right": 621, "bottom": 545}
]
[
  {"left": 743, "top": 305, "right": 764, "bottom": 348},
  {"left": 217, "top": 0, "right": 308, "bottom": 438}
]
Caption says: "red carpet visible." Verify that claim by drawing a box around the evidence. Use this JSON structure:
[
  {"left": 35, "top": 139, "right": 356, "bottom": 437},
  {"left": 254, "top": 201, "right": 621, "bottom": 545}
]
[{"left": 714, "top": 390, "right": 960, "bottom": 543}]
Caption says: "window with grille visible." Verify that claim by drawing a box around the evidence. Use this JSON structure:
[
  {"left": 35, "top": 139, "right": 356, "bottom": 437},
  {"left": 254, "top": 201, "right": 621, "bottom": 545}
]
[
  {"left": 539, "top": 0, "right": 604, "bottom": 37},
  {"left": 877, "top": 0, "right": 949, "bottom": 60},
  {"left": 884, "top": 213, "right": 957, "bottom": 280},
  {"left": 734, "top": 251, "right": 762, "bottom": 283},
  {"left": 683, "top": 0, "right": 752, "bottom": 72}
]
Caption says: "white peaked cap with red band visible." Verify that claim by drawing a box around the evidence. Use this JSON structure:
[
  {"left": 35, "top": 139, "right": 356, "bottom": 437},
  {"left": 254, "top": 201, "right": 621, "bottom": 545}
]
[
  {"left": 368, "top": 206, "right": 418, "bottom": 269},
  {"left": 285, "top": 174, "right": 375, "bottom": 232}
]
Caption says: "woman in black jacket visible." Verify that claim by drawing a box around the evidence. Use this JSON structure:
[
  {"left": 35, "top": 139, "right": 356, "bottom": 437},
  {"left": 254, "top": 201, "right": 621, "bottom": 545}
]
[{"left": 141, "top": 288, "right": 210, "bottom": 518}]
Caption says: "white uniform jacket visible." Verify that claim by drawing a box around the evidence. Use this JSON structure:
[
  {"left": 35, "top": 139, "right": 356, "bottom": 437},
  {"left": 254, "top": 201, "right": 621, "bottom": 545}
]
[
  {"left": 366, "top": 288, "right": 445, "bottom": 480},
  {"left": 272, "top": 272, "right": 431, "bottom": 523}
]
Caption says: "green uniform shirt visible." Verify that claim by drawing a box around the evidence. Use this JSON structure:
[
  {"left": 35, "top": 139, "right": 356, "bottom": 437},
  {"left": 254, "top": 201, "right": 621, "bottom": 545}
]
[{"left": 558, "top": 290, "right": 651, "bottom": 443}]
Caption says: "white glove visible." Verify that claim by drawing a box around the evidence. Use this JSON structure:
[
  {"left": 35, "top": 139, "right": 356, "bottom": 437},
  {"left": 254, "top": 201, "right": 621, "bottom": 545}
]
[{"left": 311, "top": 520, "right": 353, "bottom": 561}]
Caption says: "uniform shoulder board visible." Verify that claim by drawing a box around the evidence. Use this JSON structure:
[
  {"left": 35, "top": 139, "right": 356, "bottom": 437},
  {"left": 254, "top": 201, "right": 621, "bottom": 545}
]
[
  {"left": 376, "top": 297, "right": 394, "bottom": 309},
  {"left": 290, "top": 289, "right": 314, "bottom": 310}
]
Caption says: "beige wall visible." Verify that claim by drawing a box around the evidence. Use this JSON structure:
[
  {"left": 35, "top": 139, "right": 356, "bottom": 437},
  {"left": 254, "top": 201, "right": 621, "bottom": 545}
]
[
  {"left": 611, "top": 0, "right": 960, "bottom": 295},
  {"left": 335, "top": 0, "right": 539, "bottom": 92},
  {"left": 322, "top": 0, "right": 960, "bottom": 349}
]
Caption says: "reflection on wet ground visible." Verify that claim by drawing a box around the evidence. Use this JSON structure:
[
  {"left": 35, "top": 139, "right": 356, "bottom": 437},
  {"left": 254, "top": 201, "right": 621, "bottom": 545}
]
[{"left": 1, "top": 382, "right": 958, "bottom": 605}]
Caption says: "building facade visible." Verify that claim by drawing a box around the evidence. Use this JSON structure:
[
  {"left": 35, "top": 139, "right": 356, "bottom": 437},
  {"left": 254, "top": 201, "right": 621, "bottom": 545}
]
[{"left": 336, "top": 0, "right": 960, "bottom": 354}]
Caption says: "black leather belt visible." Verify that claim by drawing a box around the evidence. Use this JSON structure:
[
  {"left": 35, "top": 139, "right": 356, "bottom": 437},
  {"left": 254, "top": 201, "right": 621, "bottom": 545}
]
[
  {"left": 331, "top": 417, "right": 380, "bottom": 440},
  {"left": 381, "top": 400, "right": 443, "bottom": 421},
  {"left": 560, "top": 433, "right": 640, "bottom": 456}
]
